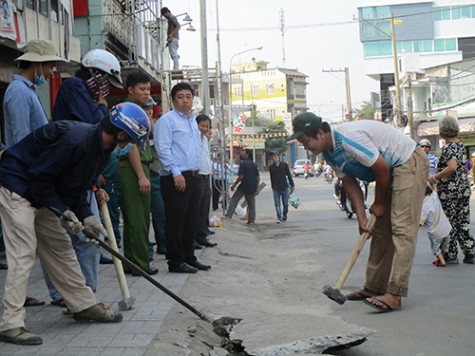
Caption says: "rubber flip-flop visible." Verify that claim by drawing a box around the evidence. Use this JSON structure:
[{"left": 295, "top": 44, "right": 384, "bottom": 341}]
[
  {"left": 24, "top": 297, "right": 46, "bottom": 307},
  {"left": 363, "top": 297, "right": 401, "bottom": 312},
  {"left": 50, "top": 298, "right": 67, "bottom": 307},
  {"left": 346, "top": 289, "right": 377, "bottom": 301}
]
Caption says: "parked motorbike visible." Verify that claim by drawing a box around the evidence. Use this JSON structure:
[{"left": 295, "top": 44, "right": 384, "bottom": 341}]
[
  {"left": 324, "top": 172, "right": 333, "bottom": 184},
  {"left": 336, "top": 178, "right": 368, "bottom": 219}
]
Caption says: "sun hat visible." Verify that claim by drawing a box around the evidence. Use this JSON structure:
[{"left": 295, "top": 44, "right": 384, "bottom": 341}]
[
  {"left": 419, "top": 138, "right": 431, "bottom": 147},
  {"left": 14, "top": 39, "right": 66, "bottom": 63},
  {"left": 287, "top": 112, "right": 323, "bottom": 140},
  {"left": 438, "top": 115, "right": 459, "bottom": 137}
]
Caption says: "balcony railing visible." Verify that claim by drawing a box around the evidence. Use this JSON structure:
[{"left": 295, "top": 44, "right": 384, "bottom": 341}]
[{"left": 103, "top": 0, "right": 163, "bottom": 72}]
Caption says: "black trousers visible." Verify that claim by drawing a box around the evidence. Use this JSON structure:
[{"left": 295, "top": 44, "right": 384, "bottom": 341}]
[
  {"left": 160, "top": 172, "right": 201, "bottom": 268},
  {"left": 212, "top": 178, "right": 225, "bottom": 210},
  {"left": 196, "top": 175, "right": 211, "bottom": 240}
]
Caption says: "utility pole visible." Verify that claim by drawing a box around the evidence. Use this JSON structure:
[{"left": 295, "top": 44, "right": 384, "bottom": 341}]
[
  {"left": 344, "top": 67, "right": 352, "bottom": 120},
  {"left": 390, "top": 13, "right": 402, "bottom": 127},
  {"left": 322, "top": 68, "right": 352, "bottom": 120},
  {"left": 405, "top": 73, "right": 414, "bottom": 138},
  {"left": 200, "top": 0, "right": 210, "bottom": 115},
  {"left": 279, "top": 8, "right": 286, "bottom": 67}
]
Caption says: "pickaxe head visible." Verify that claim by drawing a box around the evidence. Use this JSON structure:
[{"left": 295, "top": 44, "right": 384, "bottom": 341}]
[{"left": 322, "top": 284, "right": 347, "bottom": 305}]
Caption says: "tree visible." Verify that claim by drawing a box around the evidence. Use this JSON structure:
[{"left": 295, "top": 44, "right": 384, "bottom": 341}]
[
  {"left": 264, "top": 121, "right": 288, "bottom": 154},
  {"left": 355, "top": 101, "right": 375, "bottom": 120}
]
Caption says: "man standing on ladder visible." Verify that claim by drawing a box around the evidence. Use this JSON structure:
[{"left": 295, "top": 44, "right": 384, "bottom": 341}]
[{"left": 161, "top": 7, "right": 181, "bottom": 71}]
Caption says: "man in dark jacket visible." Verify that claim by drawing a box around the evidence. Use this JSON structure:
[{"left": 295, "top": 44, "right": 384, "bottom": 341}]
[
  {"left": 0, "top": 103, "right": 149, "bottom": 345},
  {"left": 269, "top": 150, "right": 294, "bottom": 223},
  {"left": 224, "top": 149, "right": 260, "bottom": 224}
]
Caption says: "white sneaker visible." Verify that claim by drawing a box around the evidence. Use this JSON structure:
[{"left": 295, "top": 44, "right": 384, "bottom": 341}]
[{"left": 276, "top": 219, "right": 282, "bottom": 224}]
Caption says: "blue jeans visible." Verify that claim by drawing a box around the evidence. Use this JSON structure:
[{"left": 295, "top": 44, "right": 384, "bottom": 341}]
[
  {"left": 150, "top": 171, "right": 167, "bottom": 252},
  {"left": 43, "top": 190, "right": 101, "bottom": 301},
  {"left": 273, "top": 189, "right": 289, "bottom": 221},
  {"left": 169, "top": 38, "right": 180, "bottom": 70}
]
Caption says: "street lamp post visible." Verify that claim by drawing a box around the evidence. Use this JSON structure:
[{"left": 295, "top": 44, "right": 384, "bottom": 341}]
[{"left": 229, "top": 46, "right": 263, "bottom": 166}]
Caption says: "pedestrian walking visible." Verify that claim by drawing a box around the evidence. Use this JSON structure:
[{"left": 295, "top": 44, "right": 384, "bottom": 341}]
[
  {"left": 224, "top": 149, "right": 260, "bottom": 224},
  {"left": 268, "top": 150, "right": 294, "bottom": 223}
]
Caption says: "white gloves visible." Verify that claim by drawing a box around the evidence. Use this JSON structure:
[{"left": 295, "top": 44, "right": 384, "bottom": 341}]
[
  {"left": 83, "top": 215, "right": 108, "bottom": 241},
  {"left": 60, "top": 210, "right": 83, "bottom": 234}
]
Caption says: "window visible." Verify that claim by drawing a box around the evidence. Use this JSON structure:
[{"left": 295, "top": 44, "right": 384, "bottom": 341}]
[
  {"left": 363, "top": 23, "right": 375, "bottom": 37},
  {"left": 365, "top": 38, "right": 456, "bottom": 57},
  {"left": 250, "top": 84, "right": 259, "bottom": 97},
  {"left": 295, "top": 83, "right": 305, "bottom": 95},
  {"left": 376, "top": 21, "right": 390, "bottom": 36},
  {"left": 233, "top": 86, "right": 242, "bottom": 97},
  {"left": 413, "top": 40, "right": 433, "bottom": 53},
  {"left": 471, "top": 6, "right": 475, "bottom": 18},
  {"left": 363, "top": 41, "right": 392, "bottom": 57},
  {"left": 375, "top": 6, "right": 390, "bottom": 19},
  {"left": 434, "top": 38, "right": 457, "bottom": 52},
  {"left": 452, "top": 6, "right": 471, "bottom": 20},
  {"left": 362, "top": 7, "right": 373, "bottom": 20},
  {"left": 434, "top": 7, "right": 451, "bottom": 21},
  {"left": 446, "top": 38, "right": 456, "bottom": 51},
  {"left": 266, "top": 84, "right": 275, "bottom": 95},
  {"left": 402, "top": 41, "right": 413, "bottom": 53}
]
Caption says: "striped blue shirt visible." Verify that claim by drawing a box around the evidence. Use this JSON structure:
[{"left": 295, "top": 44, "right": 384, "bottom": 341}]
[{"left": 323, "top": 121, "right": 415, "bottom": 182}]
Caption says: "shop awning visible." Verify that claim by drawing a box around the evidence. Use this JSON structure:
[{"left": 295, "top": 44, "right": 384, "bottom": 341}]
[{"left": 417, "top": 117, "right": 475, "bottom": 137}]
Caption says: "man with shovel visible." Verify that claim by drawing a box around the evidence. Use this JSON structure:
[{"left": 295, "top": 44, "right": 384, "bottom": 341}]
[
  {"left": 0, "top": 102, "right": 149, "bottom": 345},
  {"left": 289, "top": 113, "right": 428, "bottom": 312}
]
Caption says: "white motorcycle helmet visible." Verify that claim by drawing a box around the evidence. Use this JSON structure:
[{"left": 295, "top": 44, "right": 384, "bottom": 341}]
[{"left": 81, "top": 49, "right": 123, "bottom": 89}]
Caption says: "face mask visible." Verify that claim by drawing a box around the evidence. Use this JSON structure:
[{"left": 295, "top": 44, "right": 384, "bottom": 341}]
[
  {"left": 273, "top": 158, "right": 280, "bottom": 164},
  {"left": 86, "top": 72, "right": 110, "bottom": 101},
  {"left": 34, "top": 65, "right": 46, "bottom": 86},
  {"left": 112, "top": 143, "right": 132, "bottom": 156}
]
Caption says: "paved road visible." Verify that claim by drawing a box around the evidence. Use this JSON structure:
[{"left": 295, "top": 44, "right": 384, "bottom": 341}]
[{"left": 1, "top": 172, "right": 474, "bottom": 355}]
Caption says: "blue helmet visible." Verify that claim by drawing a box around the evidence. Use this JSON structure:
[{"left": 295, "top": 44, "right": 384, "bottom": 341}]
[{"left": 109, "top": 102, "right": 150, "bottom": 149}]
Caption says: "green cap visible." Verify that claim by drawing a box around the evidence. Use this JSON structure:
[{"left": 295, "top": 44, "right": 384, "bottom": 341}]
[{"left": 287, "top": 112, "right": 323, "bottom": 140}]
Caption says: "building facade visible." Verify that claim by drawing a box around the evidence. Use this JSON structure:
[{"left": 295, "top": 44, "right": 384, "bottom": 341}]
[
  {"left": 229, "top": 61, "right": 309, "bottom": 167},
  {"left": 358, "top": 0, "right": 475, "bottom": 122}
]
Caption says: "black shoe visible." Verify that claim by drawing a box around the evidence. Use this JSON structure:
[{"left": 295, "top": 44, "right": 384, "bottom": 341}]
[
  {"left": 207, "top": 230, "right": 216, "bottom": 235},
  {"left": 187, "top": 260, "right": 211, "bottom": 271},
  {"left": 282, "top": 216, "right": 287, "bottom": 221},
  {"left": 196, "top": 238, "right": 217, "bottom": 248},
  {"left": 100, "top": 255, "right": 114, "bottom": 264},
  {"left": 463, "top": 254, "right": 475, "bottom": 264},
  {"left": 169, "top": 262, "right": 198, "bottom": 273},
  {"left": 194, "top": 241, "right": 203, "bottom": 250},
  {"left": 132, "top": 268, "right": 158, "bottom": 276}
]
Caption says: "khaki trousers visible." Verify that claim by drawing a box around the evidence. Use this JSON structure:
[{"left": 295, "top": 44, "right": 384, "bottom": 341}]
[
  {"left": 365, "top": 148, "right": 429, "bottom": 297},
  {"left": 0, "top": 187, "right": 96, "bottom": 331}
]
